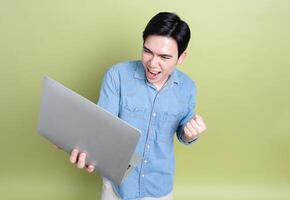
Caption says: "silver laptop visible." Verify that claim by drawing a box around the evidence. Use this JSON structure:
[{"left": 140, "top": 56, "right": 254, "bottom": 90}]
[{"left": 38, "top": 76, "right": 142, "bottom": 185}]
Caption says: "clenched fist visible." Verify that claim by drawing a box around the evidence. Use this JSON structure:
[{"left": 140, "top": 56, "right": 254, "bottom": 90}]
[{"left": 183, "top": 114, "right": 207, "bottom": 142}]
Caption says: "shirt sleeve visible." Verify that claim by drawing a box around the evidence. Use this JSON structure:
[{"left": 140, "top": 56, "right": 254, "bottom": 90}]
[
  {"left": 97, "top": 66, "right": 120, "bottom": 117},
  {"left": 176, "top": 82, "right": 198, "bottom": 145}
]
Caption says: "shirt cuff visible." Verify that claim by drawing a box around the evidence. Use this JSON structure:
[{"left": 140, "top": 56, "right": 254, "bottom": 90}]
[{"left": 181, "top": 134, "right": 199, "bottom": 145}]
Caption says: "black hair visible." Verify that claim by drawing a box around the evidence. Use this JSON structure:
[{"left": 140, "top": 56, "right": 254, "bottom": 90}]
[{"left": 143, "top": 12, "right": 191, "bottom": 57}]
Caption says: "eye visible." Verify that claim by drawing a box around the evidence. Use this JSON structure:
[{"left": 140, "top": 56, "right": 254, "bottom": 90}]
[
  {"left": 161, "top": 56, "right": 170, "bottom": 60},
  {"left": 143, "top": 48, "right": 151, "bottom": 54}
]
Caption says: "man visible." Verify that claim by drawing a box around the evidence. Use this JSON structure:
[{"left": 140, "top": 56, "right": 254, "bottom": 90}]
[{"left": 69, "top": 12, "right": 207, "bottom": 200}]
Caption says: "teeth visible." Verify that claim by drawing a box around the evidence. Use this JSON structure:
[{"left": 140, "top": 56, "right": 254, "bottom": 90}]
[{"left": 147, "top": 68, "right": 160, "bottom": 74}]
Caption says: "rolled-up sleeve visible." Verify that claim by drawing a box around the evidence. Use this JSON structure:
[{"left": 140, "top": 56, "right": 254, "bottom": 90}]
[
  {"left": 97, "top": 66, "right": 120, "bottom": 117},
  {"left": 176, "top": 82, "right": 198, "bottom": 145}
]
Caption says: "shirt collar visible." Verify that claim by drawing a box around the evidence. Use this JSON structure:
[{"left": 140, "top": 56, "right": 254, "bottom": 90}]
[
  {"left": 134, "top": 61, "right": 180, "bottom": 85},
  {"left": 134, "top": 61, "right": 146, "bottom": 80},
  {"left": 168, "top": 69, "right": 180, "bottom": 85}
]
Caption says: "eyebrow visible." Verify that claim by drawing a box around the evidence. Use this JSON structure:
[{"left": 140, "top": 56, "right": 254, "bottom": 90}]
[{"left": 143, "top": 46, "right": 173, "bottom": 58}]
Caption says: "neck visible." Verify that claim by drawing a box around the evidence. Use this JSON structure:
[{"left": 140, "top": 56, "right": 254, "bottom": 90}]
[{"left": 154, "top": 77, "right": 169, "bottom": 91}]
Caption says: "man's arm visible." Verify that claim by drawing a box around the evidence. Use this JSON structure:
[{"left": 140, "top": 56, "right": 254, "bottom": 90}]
[
  {"left": 176, "top": 82, "right": 206, "bottom": 144},
  {"left": 97, "top": 66, "right": 120, "bottom": 116}
]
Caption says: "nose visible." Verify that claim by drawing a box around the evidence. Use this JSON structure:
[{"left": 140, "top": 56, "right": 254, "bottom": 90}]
[{"left": 148, "top": 55, "right": 159, "bottom": 67}]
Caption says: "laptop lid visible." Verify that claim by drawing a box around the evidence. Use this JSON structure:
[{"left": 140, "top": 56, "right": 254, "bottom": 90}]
[{"left": 38, "top": 76, "right": 142, "bottom": 185}]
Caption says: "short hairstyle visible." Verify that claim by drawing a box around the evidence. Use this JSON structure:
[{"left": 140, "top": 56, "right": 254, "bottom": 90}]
[{"left": 143, "top": 12, "right": 191, "bottom": 57}]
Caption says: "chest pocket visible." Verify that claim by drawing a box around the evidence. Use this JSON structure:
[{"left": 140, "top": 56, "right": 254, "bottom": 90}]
[
  {"left": 120, "top": 104, "right": 146, "bottom": 120},
  {"left": 157, "top": 110, "right": 184, "bottom": 143},
  {"left": 119, "top": 95, "right": 147, "bottom": 128}
]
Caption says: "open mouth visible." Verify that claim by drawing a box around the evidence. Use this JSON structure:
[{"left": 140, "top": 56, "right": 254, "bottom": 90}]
[{"left": 146, "top": 67, "right": 161, "bottom": 80}]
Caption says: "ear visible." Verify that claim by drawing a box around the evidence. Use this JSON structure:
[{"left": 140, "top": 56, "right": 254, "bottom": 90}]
[{"left": 177, "top": 51, "right": 187, "bottom": 65}]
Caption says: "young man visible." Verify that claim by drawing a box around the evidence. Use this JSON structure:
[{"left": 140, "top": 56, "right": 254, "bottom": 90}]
[{"left": 70, "top": 12, "right": 207, "bottom": 200}]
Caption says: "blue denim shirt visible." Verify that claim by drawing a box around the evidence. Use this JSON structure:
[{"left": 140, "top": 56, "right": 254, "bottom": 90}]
[{"left": 97, "top": 60, "right": 197, "bottom": 200}]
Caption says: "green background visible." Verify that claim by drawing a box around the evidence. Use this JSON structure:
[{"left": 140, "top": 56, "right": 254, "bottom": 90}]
[{"left": 1, "top": 0, "right": 289, "bottom": 199}]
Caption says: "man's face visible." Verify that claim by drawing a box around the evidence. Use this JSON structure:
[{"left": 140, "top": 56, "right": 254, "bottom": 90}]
[{"left": 141, "top": 35, "right": 186, "bottom": 89}]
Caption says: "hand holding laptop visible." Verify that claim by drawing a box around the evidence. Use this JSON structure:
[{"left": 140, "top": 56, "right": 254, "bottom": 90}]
[
  {"left": 70, "top": 148, "right": 95, "bottom": 173},
  {"left": 53, "top": 145, "right": 95, "bottom": 173}
]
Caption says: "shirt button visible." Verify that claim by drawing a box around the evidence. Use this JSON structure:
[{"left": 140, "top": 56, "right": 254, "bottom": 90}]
[
  {"left": 147, "top": 145, "right": 150, "bottom": 149},
  {"left": 144, "top": 160, "right": 147, "bottom": 164},
  {"left": 152, "top": 113, "right": 156, "bottom": 117},
  {"left": 141, "top": 174, "right": 145, "bottom": 178}
]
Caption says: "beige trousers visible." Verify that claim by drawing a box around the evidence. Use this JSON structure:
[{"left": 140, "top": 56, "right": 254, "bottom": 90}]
[{"left": 101, "top": 178, "right": 173, "bottom": 200}]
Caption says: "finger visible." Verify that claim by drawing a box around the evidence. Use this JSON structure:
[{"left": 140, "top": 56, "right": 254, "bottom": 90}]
[
  {"left": 70, "top": 149, "right": 79, "bottom": 164},
  {"left": 184, "top": 126, "right": 193, "bottom": 139},
  {"left": 195, "top": 115, "right": 207, "bottom": 131},
  {"left": 77, "top": 152, "right": 87, "bottom": 169},
  {"left": 186, "top": 121, "right": 199, "bottom": 136},
  {"left": 86, "top": 165, "right": 95, "bottom": 173},
  {"left": 190, "top": 118, "right": 203, "bottom": 133},
  {"left": 185, "top": 124, "right": 199, "bottom": 138},
  {"left": 184, "top": 126, "right": 199, "bottom": 140}
]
